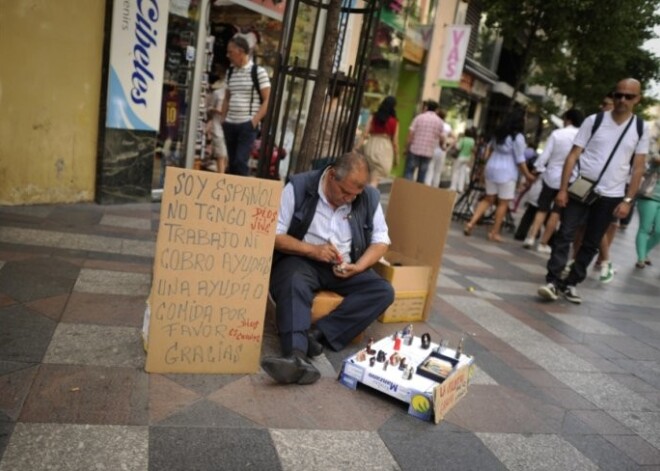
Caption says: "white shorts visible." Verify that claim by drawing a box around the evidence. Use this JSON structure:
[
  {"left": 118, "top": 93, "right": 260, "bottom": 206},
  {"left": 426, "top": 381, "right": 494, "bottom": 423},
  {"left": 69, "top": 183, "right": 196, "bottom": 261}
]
[{"left": 485, "top": 179, "right": 517, "bottom": 200}]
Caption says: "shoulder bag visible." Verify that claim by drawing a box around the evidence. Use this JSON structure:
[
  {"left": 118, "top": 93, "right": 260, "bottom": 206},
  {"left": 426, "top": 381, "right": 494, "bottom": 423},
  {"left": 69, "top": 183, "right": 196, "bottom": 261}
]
[
  {"left": 568, "top": 115, "right": 636, "bottom": 205},
  {"left": 638, "top": 166, "right": 659, "bottom": 199}
]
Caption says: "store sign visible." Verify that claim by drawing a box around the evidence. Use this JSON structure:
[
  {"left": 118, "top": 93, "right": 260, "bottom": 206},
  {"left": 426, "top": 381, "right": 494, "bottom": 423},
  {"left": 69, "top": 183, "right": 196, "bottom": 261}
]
[
  {"left": 403, "top": 25, "right": 434, "bottom": 64},
  {"left": 438, "top": 25, "right": 471, "bottom": 88},
  {"left": 106, "top": 0, "right": 170, "bottom": 131}
]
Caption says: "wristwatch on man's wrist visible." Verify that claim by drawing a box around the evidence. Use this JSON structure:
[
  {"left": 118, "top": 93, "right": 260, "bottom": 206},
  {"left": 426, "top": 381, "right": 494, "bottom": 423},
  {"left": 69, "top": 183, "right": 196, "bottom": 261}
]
[{"left": 623, "top": 196, "right": 634, "bottom": 204}]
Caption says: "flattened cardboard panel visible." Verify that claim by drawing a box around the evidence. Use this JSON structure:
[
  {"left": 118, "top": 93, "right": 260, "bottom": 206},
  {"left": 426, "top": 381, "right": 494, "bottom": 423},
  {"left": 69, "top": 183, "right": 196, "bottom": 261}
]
[
  {"left": 145, "top": 168, "right": 281, "bottom": 373},
  {"left": 433, "top": 364, "right": 469, "bottom": 424},
  {"left": 385, "top": 179, "right": 456, "bottom": 321}
]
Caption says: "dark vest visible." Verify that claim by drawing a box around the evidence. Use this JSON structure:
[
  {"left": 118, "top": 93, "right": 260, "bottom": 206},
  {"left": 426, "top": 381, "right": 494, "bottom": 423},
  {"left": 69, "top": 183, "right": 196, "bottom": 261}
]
[{"left": 279, "top": 167, "right": 379, "bottom": 262}]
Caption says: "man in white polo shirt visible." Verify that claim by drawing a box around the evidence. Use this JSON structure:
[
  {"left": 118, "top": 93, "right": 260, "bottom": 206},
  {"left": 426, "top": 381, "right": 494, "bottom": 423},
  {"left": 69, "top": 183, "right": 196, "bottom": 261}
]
[
  {"left": 538, "top": 78, "right": 648, "bottom": 304},
  {"left": 220, "top": 36, "right": 270, "bottom": 176},
  {"left": 523, "top": 108, "right": 584, "bottom": 252}
]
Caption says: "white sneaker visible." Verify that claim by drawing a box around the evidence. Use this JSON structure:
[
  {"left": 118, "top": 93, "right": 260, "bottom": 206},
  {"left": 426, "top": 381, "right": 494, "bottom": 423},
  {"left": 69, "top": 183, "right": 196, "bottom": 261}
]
[
  {"left": 599, "top": 261, "right": 614, "bottom": 283},
  {"left": 523, "top": 237, "right": 535, "bottom": 249},
  {"left": 537, "top": 243, "right": 552, "bottom": 254},
  {"left": 562, "top": 285, "right": 582, "bottom": 304},
  {"left": 538, "top": 283, "right": 558, "bottom": 301}
]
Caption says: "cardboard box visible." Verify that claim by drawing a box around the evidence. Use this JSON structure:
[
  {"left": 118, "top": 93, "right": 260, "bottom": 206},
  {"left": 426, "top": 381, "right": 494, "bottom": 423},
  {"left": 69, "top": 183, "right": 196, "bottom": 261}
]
[
  {"left": 311, "top": 291, "right": 343, "bottom": 323},
  {"left": 385, "top": 179, "right": 456, "bottom": 322},
  {"left": 339, "top": 334, "right": 473, "bottom": 424},
  {"left": 374, "top": 251, "right": 430, "bottom": 323}
]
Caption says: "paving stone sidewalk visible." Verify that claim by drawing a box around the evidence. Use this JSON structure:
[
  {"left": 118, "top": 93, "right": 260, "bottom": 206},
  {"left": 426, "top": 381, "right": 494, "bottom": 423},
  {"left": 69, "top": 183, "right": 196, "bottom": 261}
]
[{"left": 0, "top": 197, "right": 659, "bottom": 471}]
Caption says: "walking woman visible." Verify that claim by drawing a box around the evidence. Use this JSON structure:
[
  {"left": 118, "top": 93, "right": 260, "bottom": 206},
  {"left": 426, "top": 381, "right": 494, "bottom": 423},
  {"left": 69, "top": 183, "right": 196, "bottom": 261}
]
[
  {"left": 463, "top": 109, "right": 536, "bottom": 241},
  {"left": 635, "top": 155, "right": 660, "bottom": 268},
  {"left": 361, "top": 96, "right": 399, "bottom": 187},
  {"left": 449, "top": 127, "right": 476, "bottom": 193}
]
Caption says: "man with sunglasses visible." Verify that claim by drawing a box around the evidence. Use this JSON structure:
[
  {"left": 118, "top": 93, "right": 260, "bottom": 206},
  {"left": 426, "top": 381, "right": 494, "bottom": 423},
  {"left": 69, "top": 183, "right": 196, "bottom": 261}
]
[
  {"left": 538, "top": 78, "right": 649, "bottom": 304},
  {"left": 262, "top": 151, "right": 394, "bottom": 384}
]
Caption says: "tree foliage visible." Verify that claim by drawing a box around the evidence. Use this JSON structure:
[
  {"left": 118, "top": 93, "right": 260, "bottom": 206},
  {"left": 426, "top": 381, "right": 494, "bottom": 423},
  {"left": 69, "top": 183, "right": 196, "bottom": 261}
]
[{"left": 480, "top": 0, "right": 660, "bottom": 113}]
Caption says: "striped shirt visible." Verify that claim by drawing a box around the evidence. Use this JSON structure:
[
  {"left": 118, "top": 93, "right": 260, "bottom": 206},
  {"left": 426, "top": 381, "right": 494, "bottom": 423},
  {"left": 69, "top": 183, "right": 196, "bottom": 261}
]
[
  {"left": 409, "top": 111, "right": 444, "bottom": 158},
  {"left": 225, "top": 61, "right": 270, "bottom": 123}
]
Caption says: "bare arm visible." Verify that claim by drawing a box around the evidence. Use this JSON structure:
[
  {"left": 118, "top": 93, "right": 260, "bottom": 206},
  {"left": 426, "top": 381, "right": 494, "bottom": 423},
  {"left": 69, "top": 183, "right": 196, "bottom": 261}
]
[
  {"left": 220, "top": 88, "right": 230, "bottom": 120},
  {"left": 517, "top": 162, "right": 536, "bottom": 184},
  {"left": 406, "top": 129, "right": 414, "bottom": 153},
  {"left": 554, "top": 145, "right": 583, "bottom": 208},
  {"left": 614, "top": 153, "right": 647, "bottom": 218},
  {"left": 251, "top": 87, "right": 271, "bottom": 128},
  {"left": 391, "top": 122, "right": 400, "bottom": 165}
]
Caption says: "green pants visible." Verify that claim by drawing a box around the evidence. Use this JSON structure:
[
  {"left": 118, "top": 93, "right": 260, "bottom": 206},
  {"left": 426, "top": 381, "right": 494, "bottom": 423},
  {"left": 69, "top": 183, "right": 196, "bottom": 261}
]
[{"left": 635, "top": 198, "right": 660, "bottom": 261}]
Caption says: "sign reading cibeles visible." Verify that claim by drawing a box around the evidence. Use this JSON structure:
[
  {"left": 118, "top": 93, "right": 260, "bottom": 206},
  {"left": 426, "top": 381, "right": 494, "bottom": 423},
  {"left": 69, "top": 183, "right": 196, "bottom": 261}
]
[
  {"left": 146, "top": 168, "right": 282, "bottom": 373},
  {"left": 106, "top": 0, "right": 169, "bottom": 131}
]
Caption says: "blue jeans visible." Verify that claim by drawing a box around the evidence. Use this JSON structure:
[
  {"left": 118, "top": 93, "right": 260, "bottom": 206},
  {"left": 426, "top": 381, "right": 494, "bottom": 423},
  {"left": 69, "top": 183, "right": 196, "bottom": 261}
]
[
  {"left": 546, "top": 195, "right": 622, "bottom": 286},
  {"left": 222, "top": 121, "right": 258, "bottom": 176},
  {"left": 404, "top": 152, "right": 431, "bottom": 183}
]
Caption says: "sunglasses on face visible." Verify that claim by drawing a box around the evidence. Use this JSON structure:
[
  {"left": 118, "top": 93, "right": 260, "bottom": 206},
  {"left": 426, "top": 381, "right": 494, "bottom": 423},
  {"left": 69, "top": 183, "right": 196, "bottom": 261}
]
[{"left": 613, "top": 92, "right": 638, "bottom": 101}]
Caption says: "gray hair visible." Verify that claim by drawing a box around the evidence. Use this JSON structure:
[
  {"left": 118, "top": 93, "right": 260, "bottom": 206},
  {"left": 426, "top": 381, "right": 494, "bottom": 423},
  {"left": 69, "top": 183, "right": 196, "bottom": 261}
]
[
  {"left": 229, "top": 36, "right": 250, "bottom": 54},
  {"left": 332, "top": 151, "right": 370, "bottom": 180}
]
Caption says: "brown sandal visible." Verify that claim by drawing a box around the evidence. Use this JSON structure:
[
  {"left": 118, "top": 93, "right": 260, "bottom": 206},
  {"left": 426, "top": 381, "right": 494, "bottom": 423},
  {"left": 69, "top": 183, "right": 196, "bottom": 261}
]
[
  {"left": 488, "top": 232, "right": 503, "bottom": 243},
  {"left": 463, "top": 223, "right": 473, "bottom": 236}
]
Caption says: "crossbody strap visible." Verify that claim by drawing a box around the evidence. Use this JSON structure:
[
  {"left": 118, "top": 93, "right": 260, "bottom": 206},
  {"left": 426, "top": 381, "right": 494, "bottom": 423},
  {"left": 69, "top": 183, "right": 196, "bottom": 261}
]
[{"left": 579, "top": 115, "right": 635, "bottom": 186}]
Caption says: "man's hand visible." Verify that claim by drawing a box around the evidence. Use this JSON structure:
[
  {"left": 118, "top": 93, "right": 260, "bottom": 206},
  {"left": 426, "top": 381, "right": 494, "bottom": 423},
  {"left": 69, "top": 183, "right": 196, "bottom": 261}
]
[
  {"left": 613, "top": 201, "right": 632, "bottom": 219},
  {"left": 309, "top": 242, "right": 342, "bottom": 264},
  {"left": 554, "top": 189, "right": 569, "bottom": 208},
  {"left": 332, "top": 262, "right": 360, "bottom": 279}
]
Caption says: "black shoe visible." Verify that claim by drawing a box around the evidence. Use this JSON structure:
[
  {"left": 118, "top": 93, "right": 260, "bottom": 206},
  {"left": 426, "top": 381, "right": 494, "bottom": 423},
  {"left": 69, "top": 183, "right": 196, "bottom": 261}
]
[
  {"left": 307, "top": 330, "right": 324, "bottom": 358},
  {"left": 261, "top": 351, "right": 320, "bottom": 385}
]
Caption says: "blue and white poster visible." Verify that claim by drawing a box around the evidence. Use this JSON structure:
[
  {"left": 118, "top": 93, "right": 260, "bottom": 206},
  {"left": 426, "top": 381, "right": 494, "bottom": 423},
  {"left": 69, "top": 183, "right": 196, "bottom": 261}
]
[{"left": 106, "top": 0, "right": 170, "bottom": 131}]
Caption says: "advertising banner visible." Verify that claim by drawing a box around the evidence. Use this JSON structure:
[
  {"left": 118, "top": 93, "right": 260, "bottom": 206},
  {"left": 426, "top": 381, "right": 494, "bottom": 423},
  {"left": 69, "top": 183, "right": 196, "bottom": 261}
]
[
  {"left": 106, "top": 0, "right": 170, "bottom": 131},
  {"left": 438, "top": 25, "right": 471, "bottom": 88}
]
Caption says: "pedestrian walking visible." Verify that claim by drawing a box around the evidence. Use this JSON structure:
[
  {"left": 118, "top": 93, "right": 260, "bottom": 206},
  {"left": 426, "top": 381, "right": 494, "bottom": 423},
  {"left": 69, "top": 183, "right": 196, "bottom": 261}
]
[{"left": 538, "top": 78, "right": 649, "bottom": 304}]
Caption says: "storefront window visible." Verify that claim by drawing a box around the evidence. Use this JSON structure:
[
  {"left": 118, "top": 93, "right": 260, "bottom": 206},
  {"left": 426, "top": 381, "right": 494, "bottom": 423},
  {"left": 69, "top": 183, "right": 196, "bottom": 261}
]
[{"left": 152, "top": 11, "right": 199, "bottom": 189}]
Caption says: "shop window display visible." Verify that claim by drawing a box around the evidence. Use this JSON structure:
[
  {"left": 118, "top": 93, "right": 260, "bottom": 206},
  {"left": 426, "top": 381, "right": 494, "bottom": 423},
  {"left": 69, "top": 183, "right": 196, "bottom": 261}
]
[
  {"left": 154, "top": 13, "right": 197, "bottom": 189},
  {"left": 361, "top": 23, "right": 402, "bottom": 126}
]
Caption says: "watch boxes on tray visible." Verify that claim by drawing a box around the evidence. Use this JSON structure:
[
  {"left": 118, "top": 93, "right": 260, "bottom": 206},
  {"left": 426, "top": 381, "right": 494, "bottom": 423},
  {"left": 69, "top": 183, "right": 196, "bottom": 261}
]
[{"left": 415, "top": 351, "right": 459, "bottom": 383}]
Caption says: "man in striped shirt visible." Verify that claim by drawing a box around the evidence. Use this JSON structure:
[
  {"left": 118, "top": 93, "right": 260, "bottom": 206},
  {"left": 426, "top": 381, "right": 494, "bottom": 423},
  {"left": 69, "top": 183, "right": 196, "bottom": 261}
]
[
  {"left": 220, "top": 36, "right": 271, "bottom": 176},
  {"left": 404, "top": 100, "right": 445, "bottom": 183}
]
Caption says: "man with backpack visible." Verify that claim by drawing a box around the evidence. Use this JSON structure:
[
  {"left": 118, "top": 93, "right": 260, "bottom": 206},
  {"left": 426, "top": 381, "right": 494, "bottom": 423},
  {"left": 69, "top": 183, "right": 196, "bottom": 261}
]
[
  {"left": 220, "top": 35, "right": 270, "bottom": 176},
  {"left": 262, "top": 151, "right": 394, "bottom": 385},
  {"left": 537, "top": 78, "right": 649, "bottom": 304}
]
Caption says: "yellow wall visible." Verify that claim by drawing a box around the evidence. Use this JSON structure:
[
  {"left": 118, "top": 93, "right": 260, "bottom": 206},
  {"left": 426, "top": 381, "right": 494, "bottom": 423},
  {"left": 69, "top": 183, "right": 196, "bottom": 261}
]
[{"left": 0, "top": 0, "right": 106, "bottom": 205}]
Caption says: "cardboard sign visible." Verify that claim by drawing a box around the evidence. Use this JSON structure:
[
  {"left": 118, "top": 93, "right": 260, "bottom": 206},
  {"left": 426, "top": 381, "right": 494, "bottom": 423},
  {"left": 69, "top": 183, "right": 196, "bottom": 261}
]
[
  {"left": 432, "top": 364, "right": 469, "bottom": 423},
  {"left": 145, "top": 168, "right": 281, "bottom": 373}
]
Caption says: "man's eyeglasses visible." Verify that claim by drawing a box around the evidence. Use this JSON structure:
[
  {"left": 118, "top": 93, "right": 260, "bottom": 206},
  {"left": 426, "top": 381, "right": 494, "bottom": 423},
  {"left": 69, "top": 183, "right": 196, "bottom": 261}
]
[{"left": 613, "top": 92, "right": 638, "bottom": 101}]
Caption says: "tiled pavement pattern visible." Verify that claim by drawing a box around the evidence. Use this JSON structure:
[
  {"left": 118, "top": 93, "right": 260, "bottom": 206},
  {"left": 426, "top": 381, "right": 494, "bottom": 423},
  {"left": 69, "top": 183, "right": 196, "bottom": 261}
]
[{"left": 0, "top": 195, "right": 659, "bottom": 471}]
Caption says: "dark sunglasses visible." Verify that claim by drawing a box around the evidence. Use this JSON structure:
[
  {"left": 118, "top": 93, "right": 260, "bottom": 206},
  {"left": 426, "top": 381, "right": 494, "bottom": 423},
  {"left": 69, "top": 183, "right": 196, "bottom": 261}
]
[{"left": 613, "top": 92, "right": 638, "bottom": 100}]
